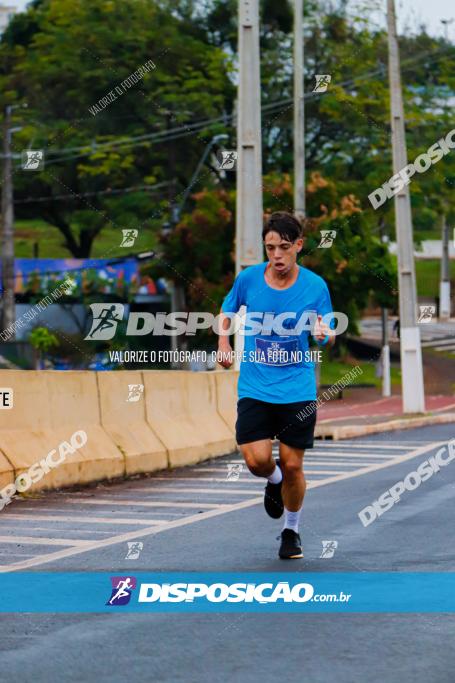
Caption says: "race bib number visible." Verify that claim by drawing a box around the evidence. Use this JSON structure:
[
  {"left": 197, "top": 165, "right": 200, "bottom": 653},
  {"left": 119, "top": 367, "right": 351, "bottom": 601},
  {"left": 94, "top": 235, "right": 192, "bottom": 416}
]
[{"left": 254, "top": 338, "right": 300, "bottom": 366}]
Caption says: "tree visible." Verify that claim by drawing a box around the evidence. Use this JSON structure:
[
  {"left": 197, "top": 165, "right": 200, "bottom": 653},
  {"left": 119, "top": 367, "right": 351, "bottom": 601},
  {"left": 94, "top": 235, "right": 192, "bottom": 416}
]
[
  {"left": 0, "top": 0, "right": 234, "bottom": 256},
  {"left": 29, "top": 326, "right": 59, "bottom": 369},
  {"left": 157, "top": 172, "right": 397, "bottom": 339}
]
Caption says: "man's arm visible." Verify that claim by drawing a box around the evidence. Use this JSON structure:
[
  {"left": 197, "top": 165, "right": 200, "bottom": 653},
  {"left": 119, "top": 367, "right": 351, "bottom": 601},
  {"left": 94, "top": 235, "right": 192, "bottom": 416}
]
[
  {"left": 313, "top": 314, "right": 336, "bottom": 347},
  {"left": 217, "top": 271, "right": 244, "bottom": 368},
  {"left": 217, "top": 311, "right": 235, "bottom": 368}
]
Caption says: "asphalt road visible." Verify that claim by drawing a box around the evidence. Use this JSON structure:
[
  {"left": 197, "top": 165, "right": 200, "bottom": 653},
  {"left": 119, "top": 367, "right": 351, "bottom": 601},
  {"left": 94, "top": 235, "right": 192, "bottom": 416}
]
[{"left": 0, "top": 423, "right": 454, "bottom": 683}]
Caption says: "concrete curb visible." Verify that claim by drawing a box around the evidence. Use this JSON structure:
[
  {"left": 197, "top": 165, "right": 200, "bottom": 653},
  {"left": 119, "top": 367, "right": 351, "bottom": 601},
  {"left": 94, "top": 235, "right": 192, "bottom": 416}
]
[{"left": 315, "top": 412, "right": 455, "bottom": 440}]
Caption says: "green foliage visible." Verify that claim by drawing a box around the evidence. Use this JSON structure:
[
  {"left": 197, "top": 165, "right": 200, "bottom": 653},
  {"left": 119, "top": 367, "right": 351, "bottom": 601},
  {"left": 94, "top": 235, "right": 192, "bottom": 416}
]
[
  {"left": 157, "top": 188, "right": 236, "bottom": 313},
  {"left": 29, "top": 326, "right": 60, "bottom": 352},
  {"left": 1, "top": 0, "right": 452, "bottom": 331},
  {"left": 0, "top": 0, "right": 233, "bottom": 257},
  {"left": 160, "top": 172, "right": 397, "bottom": 334}
]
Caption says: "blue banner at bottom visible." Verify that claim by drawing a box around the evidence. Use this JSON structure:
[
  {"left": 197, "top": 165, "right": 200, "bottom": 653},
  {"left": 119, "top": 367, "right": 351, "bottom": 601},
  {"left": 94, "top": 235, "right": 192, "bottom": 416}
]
[{"left": 1, "top": 572, "right": 455, "bottom": 613}]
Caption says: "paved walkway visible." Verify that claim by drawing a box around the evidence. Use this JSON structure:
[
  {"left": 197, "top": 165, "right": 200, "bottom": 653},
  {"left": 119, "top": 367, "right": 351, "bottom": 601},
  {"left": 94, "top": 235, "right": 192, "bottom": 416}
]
[
  {"left": 318, "top": 392, "right": 455, "bottom": 424},
  {"left": 314, "top": 387, "right": 455, "bottom": 438}
]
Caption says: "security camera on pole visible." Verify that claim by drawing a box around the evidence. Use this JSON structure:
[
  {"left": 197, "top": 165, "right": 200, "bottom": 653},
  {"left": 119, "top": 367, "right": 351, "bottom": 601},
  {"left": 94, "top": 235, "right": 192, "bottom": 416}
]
[
  {"left": 386, "top": 0, "right": 425, "bottom": 413},
  {"left": 234, "top": 0, "right": 263, "bottom": 368}
]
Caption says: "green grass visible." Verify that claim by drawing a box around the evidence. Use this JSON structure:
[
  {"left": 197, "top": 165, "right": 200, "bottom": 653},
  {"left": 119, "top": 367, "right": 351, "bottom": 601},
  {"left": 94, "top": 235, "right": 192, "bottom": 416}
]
[
  {"left": 390, "top": 256, "right": 455, "bottom": 299},
  {"left": 14, "top": 220, "right": 157, "bottom": 258},
  {"left": 413, "top": 230, "right": 440, "bottom": 241},
  {"left": 415, "top": 259, "right": 455, "bottom": 298},
  {"left": 320, "top": 358, "right": 401, "bottom": 389}
]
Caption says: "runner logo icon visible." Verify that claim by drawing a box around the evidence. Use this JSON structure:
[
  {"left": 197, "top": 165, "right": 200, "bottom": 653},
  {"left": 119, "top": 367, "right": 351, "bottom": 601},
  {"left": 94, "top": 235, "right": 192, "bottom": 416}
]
[
  {"left": 320, "top": 540, "right": 338, "bottom": 558},
  {"left": 107, "top": 576, "right": 137, "bottom": 605},
  {"left": 85, "top": 303, "right": 124, "bottom": 340}
]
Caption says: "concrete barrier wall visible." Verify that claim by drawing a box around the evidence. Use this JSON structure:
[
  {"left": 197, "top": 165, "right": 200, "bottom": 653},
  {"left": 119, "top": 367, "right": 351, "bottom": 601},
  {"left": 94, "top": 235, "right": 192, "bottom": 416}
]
[
  {"left": 44, "top": 371, "right": 125, "bottom": 487},
  {"left": 0, "top": 369, "right": 239, "bottom": 495},
  {"left": 214, "top": 369, "right": 238, "bottom": 434},
  {"left": 143, "top": 370, "right": 236, "bottom": 467},
  {"left": 0, "top": 371, "right": 125, "bottom": 491},
  {"left": 0, "top": 370, "right": 53, "bottom": 491},
  {"left": 97, "top": 371, "right": 168, "bottom": 475}
]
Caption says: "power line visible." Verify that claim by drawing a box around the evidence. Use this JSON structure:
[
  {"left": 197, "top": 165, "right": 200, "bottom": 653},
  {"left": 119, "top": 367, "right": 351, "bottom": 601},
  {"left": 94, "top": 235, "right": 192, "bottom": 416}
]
[
  {"left": 8, "top": 46, "right": 451, "bottom": 167},
  {"left": 14, "top": 180, "right": 171, "bottom": 204}
]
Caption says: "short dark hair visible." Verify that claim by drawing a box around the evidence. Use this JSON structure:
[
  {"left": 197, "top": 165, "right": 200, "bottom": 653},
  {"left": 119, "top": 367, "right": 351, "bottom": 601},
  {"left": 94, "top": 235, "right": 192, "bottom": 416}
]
[{"left": 262, "top": 211, "right": 303, "bottom": 242}]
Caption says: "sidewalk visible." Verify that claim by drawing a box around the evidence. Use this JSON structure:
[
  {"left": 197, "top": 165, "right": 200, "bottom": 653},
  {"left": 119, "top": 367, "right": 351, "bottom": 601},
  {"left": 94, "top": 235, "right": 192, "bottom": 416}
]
[{"left": 315, "top": 388, "right": 455, "bottom": 440}]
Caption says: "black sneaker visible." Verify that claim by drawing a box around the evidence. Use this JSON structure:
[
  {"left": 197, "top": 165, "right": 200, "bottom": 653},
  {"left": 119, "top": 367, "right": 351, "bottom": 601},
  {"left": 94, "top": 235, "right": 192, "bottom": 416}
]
[
  {"left": 279, "top": 529, "right": 303, "bottom": 559},
  {"left": 264, "top": 459, "right": 284, "bottom": 519}
]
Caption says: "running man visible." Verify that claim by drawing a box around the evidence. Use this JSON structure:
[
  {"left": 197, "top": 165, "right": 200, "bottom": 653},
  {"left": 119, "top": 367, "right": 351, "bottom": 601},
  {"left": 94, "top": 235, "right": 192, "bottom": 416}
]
[
  {"left": 109, "top": 577, "right": 134, "bottom": 604},
  {"left": 218, "top": 211, "right": 335, "bottom": 559}
]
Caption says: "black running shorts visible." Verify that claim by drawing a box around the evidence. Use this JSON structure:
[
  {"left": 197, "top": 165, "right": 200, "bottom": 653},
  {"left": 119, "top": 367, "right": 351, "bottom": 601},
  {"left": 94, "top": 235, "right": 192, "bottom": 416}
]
[{"left": 235, "top": 397, "right": 317, "bottom": 450}]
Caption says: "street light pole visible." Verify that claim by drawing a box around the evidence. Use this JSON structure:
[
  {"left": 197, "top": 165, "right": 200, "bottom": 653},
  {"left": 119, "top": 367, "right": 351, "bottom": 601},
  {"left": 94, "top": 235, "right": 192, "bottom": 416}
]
[
  {"left": 293, "top": 0, "right": 305, "bottom": 221},
  {"left": 386, "top": 0, "right": 425, "bottom": 413},
  {"left": 441, "top": 19, "right": 454, "bottom": 42}
]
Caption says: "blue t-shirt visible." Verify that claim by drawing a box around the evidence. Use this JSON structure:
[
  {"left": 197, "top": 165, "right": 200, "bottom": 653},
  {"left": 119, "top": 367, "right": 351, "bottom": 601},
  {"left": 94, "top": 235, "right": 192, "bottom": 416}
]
[{"left": 221, "top": 262, "right": 333, "bottom": 403}]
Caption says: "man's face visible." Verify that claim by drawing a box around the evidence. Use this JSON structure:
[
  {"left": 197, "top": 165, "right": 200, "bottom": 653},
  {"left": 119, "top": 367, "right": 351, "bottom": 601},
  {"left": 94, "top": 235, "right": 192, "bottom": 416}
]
[{"left": 264, "top": 231, "right": 303, "bottom": 275}]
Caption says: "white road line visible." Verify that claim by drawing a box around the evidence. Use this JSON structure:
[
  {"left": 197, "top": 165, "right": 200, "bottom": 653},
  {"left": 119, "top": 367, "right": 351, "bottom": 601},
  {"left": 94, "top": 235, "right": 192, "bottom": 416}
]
[
  {"left": 63, "top": 499, "right": 228, "bottom": 509},
  {"left": 124, "top": 486, "right": 259, "bottom": 495},
  {"left": 201, "top": 453, "right": 394, "bottom": 474},
  {"left": 0, "top": 514, "right": 166, "bottom": 526},
  {"left": 0, "top": 553, "right": 37, "bottom": 558},
  {"left": 305, "top": 470, "right": 351, "bottom": 475},
  {"left": 276, "top": 449, "right": 407, "bottom": 455},
  {"left": 0, "top": 527, "right": 116, "bottom": 535},
  {"left": 306, "top": 456, "right": 390, "bottom": 461},
  {"left": 305, "top": 461, "right": 381, "bottom": 467},
  {"left": 0, "top": 440, "right": 442, "bottom": 572},
  {"left": 314, "top": 444, "right": 416, "bottom": 450},
  {"left": 143, "top": 477, "right": 264, "bottom": 484},
  {"left": 0, "top": 535, "right": 92, "bottom": 546},
  {"left": 195, "top": 458, "right": 392, "bottom": 472},
  {"left": 308, "top": 441, "right": 445, "bottom": 489},
  {"left": 0, "top": 499, "right": 265, "bottom": 573}
]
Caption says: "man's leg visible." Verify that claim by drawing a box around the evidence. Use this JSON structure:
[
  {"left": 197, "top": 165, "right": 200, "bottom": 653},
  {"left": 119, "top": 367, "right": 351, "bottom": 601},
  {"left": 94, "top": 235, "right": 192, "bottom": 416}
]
[
  {"left": 240, "top": 439, "right": 274, "bottom": 478},
  {"left": 279, "top": 442, "right": 305, "bottom": 517},
  {"left": 277, "top": 442, "right": 305, "bottom": 558},
  {"left": 240, "top": 440, "right": 284, "bottom": 518}
]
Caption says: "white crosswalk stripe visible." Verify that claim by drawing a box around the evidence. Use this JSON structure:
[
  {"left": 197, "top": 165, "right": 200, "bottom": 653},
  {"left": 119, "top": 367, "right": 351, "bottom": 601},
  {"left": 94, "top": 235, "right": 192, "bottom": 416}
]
[{"left": 0, "top": 439, "right": 442, "bottom": 572}]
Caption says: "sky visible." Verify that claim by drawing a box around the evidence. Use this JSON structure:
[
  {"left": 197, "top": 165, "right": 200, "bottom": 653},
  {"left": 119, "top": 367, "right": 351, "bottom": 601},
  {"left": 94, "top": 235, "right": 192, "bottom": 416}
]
[
  {"left": 349, "top": 0, "right": 455, "bottom": 38},
  {"left": 2, "top": 0, "right": 455, "bottom": 40}
]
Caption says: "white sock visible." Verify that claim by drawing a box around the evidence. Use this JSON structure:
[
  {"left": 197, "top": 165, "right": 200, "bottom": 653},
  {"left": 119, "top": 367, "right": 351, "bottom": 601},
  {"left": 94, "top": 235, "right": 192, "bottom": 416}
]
[
  {"left": 267, "top": 463, "right": 282, "bottom": 485},
  {"left": 283, "top": 506, "right": 302, "bottom": 533}
]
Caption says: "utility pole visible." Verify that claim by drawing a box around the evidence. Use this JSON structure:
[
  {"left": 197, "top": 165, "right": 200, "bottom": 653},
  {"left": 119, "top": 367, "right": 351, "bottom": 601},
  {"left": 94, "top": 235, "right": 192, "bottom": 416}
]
[
  {"left": 380, "top": 225, "right": 391, "bottom": 396},
  {"left": 381, "top": 307, "right": 391, "bottom": 397},
  {"left": 236, "top": 0, "right": 263, "bottom": 275},
  {"left": 1, "top": 105, "right": 16, "bottom": 337},
  {"left": 386, "top": 0, "right": 425, "bottom": 413},
  {"left": 439, "top": 215, "right": 450, "bottom": 321},
  {"left": 234, "top": 0, "right": 263, "bottom": 369},
  {"left": 293, "top": 0, "right": 305, "bottom": 220}
]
